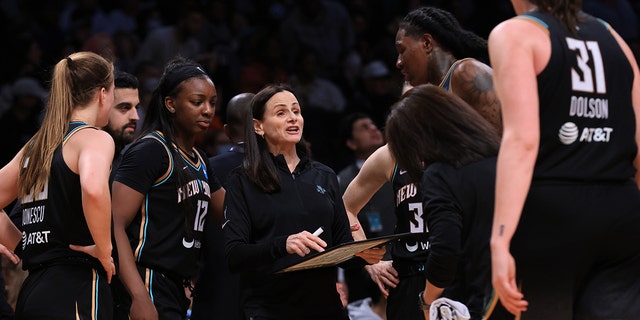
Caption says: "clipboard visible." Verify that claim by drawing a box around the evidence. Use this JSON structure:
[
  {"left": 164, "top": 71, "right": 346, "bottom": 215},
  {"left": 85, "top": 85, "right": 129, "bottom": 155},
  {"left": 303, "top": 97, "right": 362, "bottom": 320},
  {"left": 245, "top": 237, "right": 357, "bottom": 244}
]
[{"left": 276, "top": 233, "right": 410, "bottom": 273}]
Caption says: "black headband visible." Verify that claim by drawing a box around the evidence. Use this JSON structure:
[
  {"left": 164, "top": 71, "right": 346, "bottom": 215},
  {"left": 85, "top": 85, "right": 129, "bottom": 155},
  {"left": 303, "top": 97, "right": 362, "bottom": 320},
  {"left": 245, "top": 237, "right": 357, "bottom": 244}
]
[{"left": 161, "top": 64, "right": 208, "bottom": 96}]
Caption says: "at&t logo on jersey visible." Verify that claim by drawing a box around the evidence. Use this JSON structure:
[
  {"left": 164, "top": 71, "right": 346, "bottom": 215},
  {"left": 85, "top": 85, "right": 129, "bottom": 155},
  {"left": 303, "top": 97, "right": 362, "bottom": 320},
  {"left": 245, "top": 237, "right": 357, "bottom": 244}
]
[{"left": 558, "top": 122, "right": 613, "bottom": 145}]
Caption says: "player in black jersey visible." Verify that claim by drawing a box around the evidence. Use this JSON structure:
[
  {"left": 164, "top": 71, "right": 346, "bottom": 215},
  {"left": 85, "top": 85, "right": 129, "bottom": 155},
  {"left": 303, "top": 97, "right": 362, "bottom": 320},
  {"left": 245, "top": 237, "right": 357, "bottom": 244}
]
[
  {"left": 386, "top": 84, "right": 502, "bottom": 319},
  {"left": 0, "top": 52, "right": 116, "bottom": 319},
  {"left": 343, "top": 7, "right": 502, "bottom": 320},
  {"left": 112, "top": 57, "right": 225, "bottom": 319},
  {"left": 489, "top": 0, "right": 640, "bottom": 318}
]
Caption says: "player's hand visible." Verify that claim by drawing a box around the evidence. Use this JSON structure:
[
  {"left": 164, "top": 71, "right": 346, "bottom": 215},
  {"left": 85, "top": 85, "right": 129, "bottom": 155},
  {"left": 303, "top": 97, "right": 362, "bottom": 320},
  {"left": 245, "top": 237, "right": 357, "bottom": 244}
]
[
  {"left": 69, "top": 244, "right": 116, "bottom": 283},
  {"left": 491, "top": 243, "right": 527, "bottom": 316},
  {"left": 355, "top": 246, "right": 386, "bottom": 264},
  {"left": 286, "top": 230, "right": 327, "bottom": 257},
  {"left": 129, "top": 294, "right": 158, "bottom": 320},
  {"left": 0, "top": 244, "right": 19, "bottom": 264},
  {"left": 365, "top": 260, "right": 399, "bottom": 298}
]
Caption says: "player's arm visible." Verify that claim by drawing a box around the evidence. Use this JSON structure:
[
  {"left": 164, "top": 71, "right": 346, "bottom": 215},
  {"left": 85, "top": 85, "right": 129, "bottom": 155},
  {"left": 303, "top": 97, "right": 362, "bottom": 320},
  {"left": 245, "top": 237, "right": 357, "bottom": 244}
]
[
  {"left": 450, "top": 59, "right": 503, "bottom": 132},
  {"left": 73, "top": 129, "right": 116, "bottom": 282},
  {"left": 0, "top": 150, "right": 23, "bottom": 251},
  {"left": 489, "top": 17, "right": 547, "bottom": 315},
  {"left": 342, "top": 145, "right": 395, "bottom": 241},
  {"left": 610, "top": 28, "right": 640, "bottom": 187},
  {"left": 112, "top": 181, "right": 158, "bottom": 319}
]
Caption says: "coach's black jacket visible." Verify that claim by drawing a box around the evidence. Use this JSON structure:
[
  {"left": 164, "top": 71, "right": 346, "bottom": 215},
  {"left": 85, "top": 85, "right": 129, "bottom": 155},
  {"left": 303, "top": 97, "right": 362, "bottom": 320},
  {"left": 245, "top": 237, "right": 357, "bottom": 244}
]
[{"left": 223, "top": 152, "right": 354, "bottom": 320}]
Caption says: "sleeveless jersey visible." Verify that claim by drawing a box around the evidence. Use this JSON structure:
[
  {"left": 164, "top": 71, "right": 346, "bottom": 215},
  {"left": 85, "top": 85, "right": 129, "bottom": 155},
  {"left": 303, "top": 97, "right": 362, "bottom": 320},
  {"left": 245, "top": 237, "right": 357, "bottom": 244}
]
[
  {"left": 20, "top": 122, "right": 99, "bottom": 270},
  {"left": 115, "top": 131, "right": 212, "bottom": 278},
  {"left": 439, "top": 58, "right": 472, "bottom": 91},
  {"left": 389, "top": 164, "right": 430, "bottom": 263},
  {"left": 521, "top": 11, "right": 637, "bottom": 181}
]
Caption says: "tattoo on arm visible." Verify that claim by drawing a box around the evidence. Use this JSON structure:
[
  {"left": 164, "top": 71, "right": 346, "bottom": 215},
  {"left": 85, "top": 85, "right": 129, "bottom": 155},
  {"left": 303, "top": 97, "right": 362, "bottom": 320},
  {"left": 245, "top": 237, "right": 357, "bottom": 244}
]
[
  {"left": 452, "top": 62, "right": 503, "bottom": 133},
  {"left": 499, "top": 224, "right": 505, "bottom": 236}
]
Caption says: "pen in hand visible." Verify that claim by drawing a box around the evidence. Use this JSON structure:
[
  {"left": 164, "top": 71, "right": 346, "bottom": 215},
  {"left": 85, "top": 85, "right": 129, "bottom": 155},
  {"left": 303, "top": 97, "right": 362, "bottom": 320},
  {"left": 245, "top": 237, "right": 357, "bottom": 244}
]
[{"left": 312, "top": 227, "right": 324, "bottom": 237}]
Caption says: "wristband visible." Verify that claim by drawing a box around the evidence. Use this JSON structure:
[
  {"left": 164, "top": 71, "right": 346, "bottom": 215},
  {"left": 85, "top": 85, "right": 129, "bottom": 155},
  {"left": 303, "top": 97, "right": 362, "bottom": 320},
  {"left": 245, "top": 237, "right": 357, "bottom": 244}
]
[{"left": 418, "top": 290, "right": 430, "bottom": 310}]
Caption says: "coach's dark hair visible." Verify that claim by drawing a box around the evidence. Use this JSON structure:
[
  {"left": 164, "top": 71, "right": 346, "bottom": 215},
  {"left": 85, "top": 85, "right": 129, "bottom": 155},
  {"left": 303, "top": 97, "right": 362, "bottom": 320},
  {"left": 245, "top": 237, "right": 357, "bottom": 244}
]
[
  {"left": 244, "top": 83, "right": 310, "bottom": 193},
  {"left": 114, "top": 70, "right": 139, "bottom": 90},
  {"left": 399, "top": 6, "right": 488, "bottom": 63},
  {"left": 386, "top": 84, "right": 500, "bottom": 183},
  {"left": 529, "top": 0, "right": 583, "bottom": 32}
]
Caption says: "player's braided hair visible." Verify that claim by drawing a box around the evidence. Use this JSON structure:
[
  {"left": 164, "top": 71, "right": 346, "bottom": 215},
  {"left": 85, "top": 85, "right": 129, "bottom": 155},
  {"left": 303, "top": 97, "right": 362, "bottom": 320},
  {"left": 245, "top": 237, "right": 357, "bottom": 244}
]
[{"left": 399, "top": 7, "right": 489, "bottom": 63}]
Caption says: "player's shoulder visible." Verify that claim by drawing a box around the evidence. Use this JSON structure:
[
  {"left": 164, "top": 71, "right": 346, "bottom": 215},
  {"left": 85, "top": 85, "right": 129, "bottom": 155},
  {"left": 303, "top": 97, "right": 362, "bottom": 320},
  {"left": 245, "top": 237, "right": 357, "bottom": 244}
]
[
  {"left": 70, "top": 126, "right": 114, "bottom": 148},
  {"left": 454, "top": 58, "right": 492, "bottom": 77}
]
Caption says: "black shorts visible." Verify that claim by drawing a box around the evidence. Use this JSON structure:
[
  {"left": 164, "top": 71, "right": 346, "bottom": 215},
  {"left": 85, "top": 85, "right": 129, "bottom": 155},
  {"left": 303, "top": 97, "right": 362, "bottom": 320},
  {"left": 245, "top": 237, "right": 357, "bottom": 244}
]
[
  {"left": 112, "top": 265, "right": 190, "bottom": 320},
  {"left": 16, "top": 263, "right": 112, "bottom": 320},
  {"left": 387, "top": 262, "right": 426, "bottom": 320},
  {"left": 511, "top": 181, "right": 640, "bottom": 319}
]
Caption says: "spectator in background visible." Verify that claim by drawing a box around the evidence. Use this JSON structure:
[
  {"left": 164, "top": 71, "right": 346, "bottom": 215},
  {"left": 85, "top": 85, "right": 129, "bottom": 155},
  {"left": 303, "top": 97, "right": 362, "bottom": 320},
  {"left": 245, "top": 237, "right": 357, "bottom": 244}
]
[
  {"left": 103, "top": 70, "right": 140, "bottom": 175},
  {"left": 289, "top": 48, "right": 347, "bottom": 170},
  {"left": 82, "top": 32, "right": 117, "bottom": 66},
  {"left": 351, "top": 60, "right": 399, "bottom": 129},
  {"left": 191, "top": 92, "right": 254, "bottom": 320},
  {"left": 279, "top": 0, "right": 355, "bottom": 80},
  {"left": 0, "top": 77, "right": 46, "bottom": 166},
  {"left": 338, "top": 112, "right": 395, "bottom": 239},
  {"left": 134, "top": 5, "right": 205, "bottom": 70},
  {"left": 237, "top": 28, "right": 289, "bottom": 94},
  {"left": 338, "top": 112, "right": 396, "bottom": 306}
]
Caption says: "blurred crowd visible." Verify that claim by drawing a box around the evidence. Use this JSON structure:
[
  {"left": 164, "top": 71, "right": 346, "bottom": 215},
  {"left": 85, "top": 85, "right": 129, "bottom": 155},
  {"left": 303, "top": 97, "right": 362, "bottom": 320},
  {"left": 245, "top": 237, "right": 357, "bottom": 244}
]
[{"left": 0, "top": 0, "right": 520, "bottom": 170}]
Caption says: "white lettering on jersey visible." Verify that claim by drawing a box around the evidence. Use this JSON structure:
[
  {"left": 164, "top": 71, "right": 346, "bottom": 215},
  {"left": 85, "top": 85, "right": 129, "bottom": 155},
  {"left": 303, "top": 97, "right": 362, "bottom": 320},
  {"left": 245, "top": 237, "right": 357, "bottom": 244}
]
[
  {"left": 569, "top": 96, "right": 608, "bottom": 119},
  {"left": 22, "top": 230, "right": 51, "bottom": 250},
  {"left": 395, "top": 183, "right": 417, "bottom": 206},
  {"left": 22, "top": 205, "right": 45, "bottom": 226}
]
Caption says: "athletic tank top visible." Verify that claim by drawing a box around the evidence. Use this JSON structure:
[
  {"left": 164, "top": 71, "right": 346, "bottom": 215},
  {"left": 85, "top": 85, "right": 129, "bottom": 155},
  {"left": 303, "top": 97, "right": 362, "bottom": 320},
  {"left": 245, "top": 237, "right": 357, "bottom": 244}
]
[
  {"left": 439, "top": 58, "right": 472, "bottom": 91},
  {"left": 521, "top": 10, "right": 636, "bottom": 181},
  {"left": 389, "top": 163, "right": 430, "bottom": 263},
  {"left": 20, "top": 122, "right": 99, "bottom": 270},
  {"left": 120, "top": 131, "right": 211, "bottom": 278}
]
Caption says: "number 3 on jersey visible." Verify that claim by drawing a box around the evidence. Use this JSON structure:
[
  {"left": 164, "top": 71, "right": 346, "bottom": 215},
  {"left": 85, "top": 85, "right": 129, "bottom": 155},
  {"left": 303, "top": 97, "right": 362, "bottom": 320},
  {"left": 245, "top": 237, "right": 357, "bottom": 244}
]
[
  {"left": 567, "top": 38, "right": 605, "bottom": 94},
  {"left": 408, "top": 202, "right": 428, "bottom": 233}
]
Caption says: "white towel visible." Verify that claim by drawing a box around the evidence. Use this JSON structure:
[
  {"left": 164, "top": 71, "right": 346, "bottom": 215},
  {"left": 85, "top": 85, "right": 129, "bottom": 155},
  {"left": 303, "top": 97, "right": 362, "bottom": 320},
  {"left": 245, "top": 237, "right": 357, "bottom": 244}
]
[{"left": 429, "top": 297, "right": 471, "bottom": 320}]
